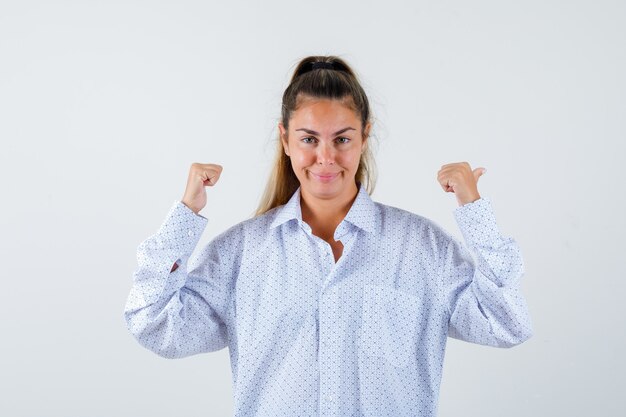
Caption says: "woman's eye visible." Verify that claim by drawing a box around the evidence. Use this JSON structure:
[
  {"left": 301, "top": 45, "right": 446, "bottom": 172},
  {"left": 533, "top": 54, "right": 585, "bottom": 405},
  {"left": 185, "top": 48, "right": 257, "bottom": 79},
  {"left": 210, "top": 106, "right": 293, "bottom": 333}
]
[
  {"left": 337, "top": 137, "right": 350, "bottom": 144},
  {"left": 302, "top": 137, "right": 316, "bottom": 144}
]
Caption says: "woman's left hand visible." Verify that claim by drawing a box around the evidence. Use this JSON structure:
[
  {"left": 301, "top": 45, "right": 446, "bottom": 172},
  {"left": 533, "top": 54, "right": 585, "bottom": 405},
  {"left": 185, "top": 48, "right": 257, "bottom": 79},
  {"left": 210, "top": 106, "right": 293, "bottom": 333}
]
[{"left": 437, "top": 162, "right": 486, "bottom": 206}]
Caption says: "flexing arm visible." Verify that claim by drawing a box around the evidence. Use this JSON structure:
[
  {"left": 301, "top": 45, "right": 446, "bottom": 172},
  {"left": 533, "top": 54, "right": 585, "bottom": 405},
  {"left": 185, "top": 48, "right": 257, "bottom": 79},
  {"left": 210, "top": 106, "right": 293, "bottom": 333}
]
[
  {"left": 436, "top": 162, "right": 532, "bottom": 347},
  {"left": 123, "top": 163, "right": 238, "bottom": 358}
]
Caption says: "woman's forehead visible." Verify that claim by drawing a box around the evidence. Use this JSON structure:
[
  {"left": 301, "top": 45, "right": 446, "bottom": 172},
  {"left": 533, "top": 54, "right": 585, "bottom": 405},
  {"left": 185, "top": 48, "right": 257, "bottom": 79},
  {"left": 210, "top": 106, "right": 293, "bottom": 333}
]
[{"left": 292, "top": 98, "right": 360, "bottom": 124}]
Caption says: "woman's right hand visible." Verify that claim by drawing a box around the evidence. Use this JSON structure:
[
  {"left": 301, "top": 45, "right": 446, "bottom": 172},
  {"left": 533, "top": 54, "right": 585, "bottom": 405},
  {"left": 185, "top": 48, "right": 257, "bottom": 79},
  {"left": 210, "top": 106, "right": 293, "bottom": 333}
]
[{"left": 181, "top": 163, "right": 223, "bottom": 214}]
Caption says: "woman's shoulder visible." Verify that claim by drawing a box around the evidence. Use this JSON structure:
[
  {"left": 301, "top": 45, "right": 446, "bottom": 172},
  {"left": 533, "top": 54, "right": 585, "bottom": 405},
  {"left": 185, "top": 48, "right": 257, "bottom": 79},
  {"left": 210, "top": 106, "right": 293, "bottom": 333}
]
[
  {"left": 211, "top": 205, "right": 283, "bottom": 242},
  {"left": 195, "top": 209, "right": 280, "bottom": 264},
  {"left": 372, "top": 200, "right": 456, "bottom": 244},
  {"left": 373, "top": 200, "right": 432, "bottom": 227}
]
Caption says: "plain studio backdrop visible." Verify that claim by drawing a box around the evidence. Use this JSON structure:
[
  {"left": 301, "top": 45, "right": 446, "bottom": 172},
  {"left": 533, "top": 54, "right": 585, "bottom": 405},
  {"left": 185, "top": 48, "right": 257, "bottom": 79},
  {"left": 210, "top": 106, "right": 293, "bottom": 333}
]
[{"left": 1, "top": 0, "right": 624, "bottom": 416}]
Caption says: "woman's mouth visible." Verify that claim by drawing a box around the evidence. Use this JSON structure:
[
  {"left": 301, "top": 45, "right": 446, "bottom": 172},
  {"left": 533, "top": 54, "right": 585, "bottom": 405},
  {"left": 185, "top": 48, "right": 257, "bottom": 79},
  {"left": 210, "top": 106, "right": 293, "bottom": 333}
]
[{"left": 309, "top": 171, "right": 339, "bottom": 182}]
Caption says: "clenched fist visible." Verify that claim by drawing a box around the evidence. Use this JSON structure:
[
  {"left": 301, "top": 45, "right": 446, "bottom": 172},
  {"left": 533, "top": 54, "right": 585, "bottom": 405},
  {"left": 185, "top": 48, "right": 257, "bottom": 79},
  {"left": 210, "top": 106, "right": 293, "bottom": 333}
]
[
  {"left": 437, "top": 162, "right": 486, "bottom": 206},
  {"left": 181, "top": 163, "right": 223, "bottom": 214}
]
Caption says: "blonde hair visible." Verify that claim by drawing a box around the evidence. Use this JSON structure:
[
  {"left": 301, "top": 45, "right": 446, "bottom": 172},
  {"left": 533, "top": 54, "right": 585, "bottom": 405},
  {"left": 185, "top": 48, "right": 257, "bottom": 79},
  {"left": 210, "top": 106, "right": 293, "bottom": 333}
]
[{"left": 255, "top": 55, "right": 377, "bottom": 216}]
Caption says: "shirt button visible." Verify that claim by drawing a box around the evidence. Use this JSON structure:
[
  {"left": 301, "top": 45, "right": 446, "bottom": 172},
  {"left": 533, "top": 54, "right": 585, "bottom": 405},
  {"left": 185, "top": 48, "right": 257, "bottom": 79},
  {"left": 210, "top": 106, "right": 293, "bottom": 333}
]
[
  {"left": 187, "top": 230, "right": 195, "bottom": 237},
  {"left": 327, "top": 394, "right": 334, "bottom": 402}
]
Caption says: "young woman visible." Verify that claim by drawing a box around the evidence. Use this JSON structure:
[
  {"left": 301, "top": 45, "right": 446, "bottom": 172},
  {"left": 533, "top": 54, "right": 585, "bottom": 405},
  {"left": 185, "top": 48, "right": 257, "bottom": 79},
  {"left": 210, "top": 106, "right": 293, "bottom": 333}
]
[{"left": 124, "top": 55, "right": 532, "bottom": 416}]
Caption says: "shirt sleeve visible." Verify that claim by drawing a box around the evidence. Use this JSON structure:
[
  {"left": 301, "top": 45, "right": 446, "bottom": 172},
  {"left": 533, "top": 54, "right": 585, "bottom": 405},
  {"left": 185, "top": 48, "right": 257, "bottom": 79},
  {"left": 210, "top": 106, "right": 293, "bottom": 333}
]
[
  {"left": 440, "top": 197, "right": 533, "bottom": 348},
  {"left": 123, "top": 201, "right": 241, "bottom": 359}
]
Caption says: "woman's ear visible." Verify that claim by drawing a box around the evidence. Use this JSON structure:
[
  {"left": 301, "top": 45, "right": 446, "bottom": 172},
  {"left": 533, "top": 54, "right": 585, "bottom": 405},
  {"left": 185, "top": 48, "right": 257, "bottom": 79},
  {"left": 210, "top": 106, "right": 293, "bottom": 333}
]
[{"left": 278, "top": 122, "right": 290, "bottom": 156}]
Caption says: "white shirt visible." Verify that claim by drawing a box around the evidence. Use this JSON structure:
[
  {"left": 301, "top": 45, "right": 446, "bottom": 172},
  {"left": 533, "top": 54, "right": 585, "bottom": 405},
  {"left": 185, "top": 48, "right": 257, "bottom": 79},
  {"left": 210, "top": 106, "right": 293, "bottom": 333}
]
[{"left": 124, "top": 183, "right": 533, "bottom": 416}]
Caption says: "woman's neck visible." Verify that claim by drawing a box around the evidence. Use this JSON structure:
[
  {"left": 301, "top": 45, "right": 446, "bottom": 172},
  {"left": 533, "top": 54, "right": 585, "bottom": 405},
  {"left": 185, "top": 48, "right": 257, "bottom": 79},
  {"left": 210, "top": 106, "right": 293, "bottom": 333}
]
[{"left": 300, "top": 184, "right": 359, "bottom": 241}]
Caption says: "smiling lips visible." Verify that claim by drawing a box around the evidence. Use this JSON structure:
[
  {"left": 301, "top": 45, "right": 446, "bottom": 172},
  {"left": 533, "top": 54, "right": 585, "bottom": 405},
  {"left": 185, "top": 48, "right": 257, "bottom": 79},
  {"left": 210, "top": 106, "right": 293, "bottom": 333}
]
[{"left": 309, "top": 171, "right": 340, "bottom": 182}]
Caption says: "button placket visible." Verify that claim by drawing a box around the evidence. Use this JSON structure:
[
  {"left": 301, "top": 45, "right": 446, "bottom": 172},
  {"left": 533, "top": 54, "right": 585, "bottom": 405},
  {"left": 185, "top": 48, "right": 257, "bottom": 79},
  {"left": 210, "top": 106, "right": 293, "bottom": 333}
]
[{"left": 318, "top": 287, "right": 340, "bottom": 415}]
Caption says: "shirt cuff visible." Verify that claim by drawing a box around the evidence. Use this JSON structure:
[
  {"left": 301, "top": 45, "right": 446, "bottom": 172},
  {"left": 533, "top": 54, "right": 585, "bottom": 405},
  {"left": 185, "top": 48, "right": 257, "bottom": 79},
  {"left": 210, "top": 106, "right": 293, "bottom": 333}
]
[
  {"left": 155, "top": 200, "right": 209, "bottom": 256},
  {"left": 453, "top": 197, "right": 502, "bottom": 247}
]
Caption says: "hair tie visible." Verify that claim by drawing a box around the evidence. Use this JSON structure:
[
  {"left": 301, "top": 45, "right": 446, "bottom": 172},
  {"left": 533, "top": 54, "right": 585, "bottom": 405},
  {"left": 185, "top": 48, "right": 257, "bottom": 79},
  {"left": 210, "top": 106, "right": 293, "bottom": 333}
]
[{"left": 311, "top": 61, "right": 335, "bottom": 70}]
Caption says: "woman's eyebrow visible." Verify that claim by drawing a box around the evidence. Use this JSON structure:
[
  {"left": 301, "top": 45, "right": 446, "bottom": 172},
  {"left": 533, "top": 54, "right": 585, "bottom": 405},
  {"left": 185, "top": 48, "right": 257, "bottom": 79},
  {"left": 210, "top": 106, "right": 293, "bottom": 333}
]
[{"left": 295, "top": 127, "right": 356, "bottom": 135}]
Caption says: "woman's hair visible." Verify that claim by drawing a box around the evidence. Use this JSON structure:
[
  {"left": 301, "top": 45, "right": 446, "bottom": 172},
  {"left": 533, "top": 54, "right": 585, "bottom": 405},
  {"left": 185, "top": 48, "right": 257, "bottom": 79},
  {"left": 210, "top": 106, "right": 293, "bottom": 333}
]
[{"left": 255, "top": 55, "right": 377, "bottom": 216}]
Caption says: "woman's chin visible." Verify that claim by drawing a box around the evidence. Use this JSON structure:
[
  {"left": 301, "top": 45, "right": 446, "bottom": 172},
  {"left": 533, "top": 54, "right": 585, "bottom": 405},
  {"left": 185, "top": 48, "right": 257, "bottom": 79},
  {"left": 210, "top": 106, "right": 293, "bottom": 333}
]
[{"left": 301, "top": 178, "right": 356, "bottom": 201}]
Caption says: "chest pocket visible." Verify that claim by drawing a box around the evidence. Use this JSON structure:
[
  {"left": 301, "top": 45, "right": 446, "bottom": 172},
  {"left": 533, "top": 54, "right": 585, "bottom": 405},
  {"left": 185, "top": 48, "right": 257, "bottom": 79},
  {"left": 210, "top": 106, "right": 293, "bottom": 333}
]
[{"left": 360, "top": 284, "right": 423, "bottom": 368}]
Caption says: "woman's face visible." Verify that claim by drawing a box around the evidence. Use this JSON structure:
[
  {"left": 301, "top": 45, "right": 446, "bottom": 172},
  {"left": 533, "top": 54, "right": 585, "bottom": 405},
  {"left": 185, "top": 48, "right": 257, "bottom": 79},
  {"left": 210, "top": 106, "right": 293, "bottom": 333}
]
[{"left": 279, "top": 97, "right": 369, "bottom": 206}]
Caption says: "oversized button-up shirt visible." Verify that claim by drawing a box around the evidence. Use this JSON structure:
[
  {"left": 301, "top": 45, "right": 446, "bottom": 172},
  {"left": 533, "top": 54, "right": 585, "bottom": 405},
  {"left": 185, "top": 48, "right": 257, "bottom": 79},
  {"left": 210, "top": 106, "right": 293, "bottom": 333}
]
[{"left": 124, "top": 183, "right": 533, "bottom": 416}]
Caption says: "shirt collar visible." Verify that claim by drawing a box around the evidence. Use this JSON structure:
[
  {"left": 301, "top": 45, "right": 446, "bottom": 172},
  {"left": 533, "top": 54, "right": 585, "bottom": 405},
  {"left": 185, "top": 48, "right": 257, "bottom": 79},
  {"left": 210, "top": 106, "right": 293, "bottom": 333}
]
[
  {"left": 269, "top": 183, "right": 378, "bottom": 234},
  {"left": 269, "top": 187, "right": 304, "bottom": 229}
]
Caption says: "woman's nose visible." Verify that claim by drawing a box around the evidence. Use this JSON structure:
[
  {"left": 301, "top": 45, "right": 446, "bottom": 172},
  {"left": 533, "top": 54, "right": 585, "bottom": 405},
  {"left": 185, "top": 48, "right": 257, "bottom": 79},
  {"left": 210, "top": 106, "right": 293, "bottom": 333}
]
[{"left": 316, "top": 142, "right": 335, "bottom": 165}]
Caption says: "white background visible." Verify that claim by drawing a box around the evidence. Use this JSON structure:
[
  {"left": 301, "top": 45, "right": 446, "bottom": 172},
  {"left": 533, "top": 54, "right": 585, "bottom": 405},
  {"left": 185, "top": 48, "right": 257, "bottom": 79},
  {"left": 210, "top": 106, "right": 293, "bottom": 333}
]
[{"left": 1, "top": 0, "right": 624, "bottom": 415}]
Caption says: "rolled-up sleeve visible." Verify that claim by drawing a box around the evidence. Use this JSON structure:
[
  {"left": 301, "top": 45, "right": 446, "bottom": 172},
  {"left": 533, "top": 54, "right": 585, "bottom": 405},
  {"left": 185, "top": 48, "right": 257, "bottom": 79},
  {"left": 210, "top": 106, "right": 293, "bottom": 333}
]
[
  {"left": 441, "top": 197, "right": 533, "bottom": 348},
  {"left": 124, "top": 201, "right": 241, "bottom": 358}
]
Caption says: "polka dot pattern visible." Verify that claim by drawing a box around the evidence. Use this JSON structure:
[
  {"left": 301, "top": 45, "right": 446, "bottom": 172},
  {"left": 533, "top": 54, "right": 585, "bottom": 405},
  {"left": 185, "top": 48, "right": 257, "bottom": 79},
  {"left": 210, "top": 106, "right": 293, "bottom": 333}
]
[{"left": 124, "top": 184, "right": 533, "bottom": 416}]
